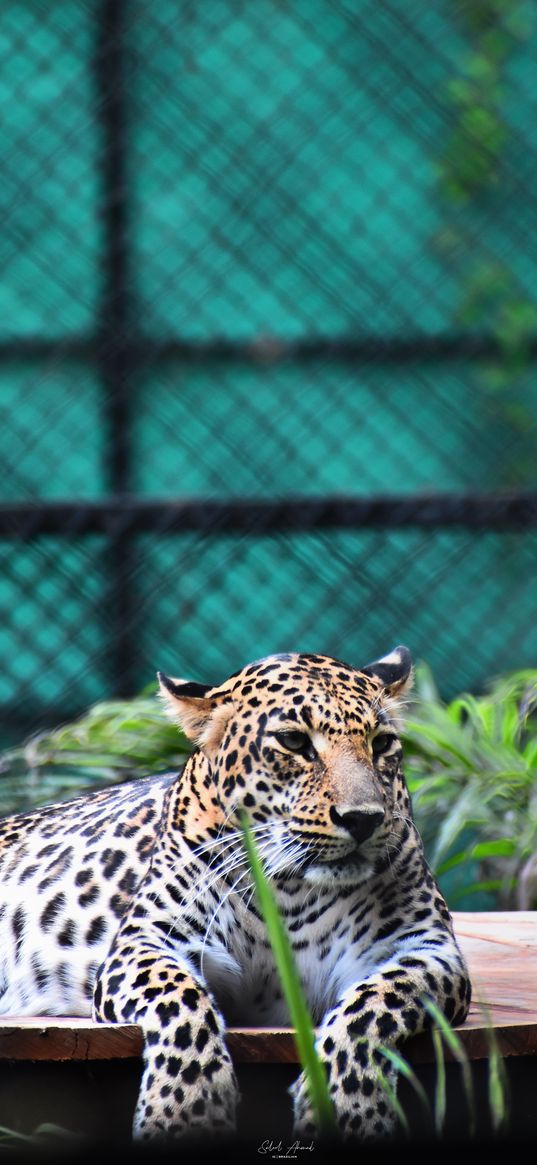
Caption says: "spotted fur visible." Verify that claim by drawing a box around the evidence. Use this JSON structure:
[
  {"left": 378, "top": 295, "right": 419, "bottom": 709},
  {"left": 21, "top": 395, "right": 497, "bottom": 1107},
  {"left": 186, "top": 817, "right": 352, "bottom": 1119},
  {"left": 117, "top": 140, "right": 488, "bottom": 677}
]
[{"left": 0, "top": 647, "right": 470, "bottom": 1141}]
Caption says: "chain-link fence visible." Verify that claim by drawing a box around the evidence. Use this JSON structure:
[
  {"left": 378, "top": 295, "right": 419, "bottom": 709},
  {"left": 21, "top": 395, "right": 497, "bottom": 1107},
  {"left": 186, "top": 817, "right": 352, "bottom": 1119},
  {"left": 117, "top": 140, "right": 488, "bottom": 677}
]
[{"left": 1, "top": 0, "right": 536, "bottom": 745}]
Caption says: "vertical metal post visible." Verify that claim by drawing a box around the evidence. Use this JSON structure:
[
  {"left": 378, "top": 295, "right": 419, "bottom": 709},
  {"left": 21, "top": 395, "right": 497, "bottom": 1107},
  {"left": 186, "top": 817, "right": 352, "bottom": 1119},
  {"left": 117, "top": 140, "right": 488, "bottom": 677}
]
[{"left": 96, "top": 0, "right": 137, "bottom": 696}]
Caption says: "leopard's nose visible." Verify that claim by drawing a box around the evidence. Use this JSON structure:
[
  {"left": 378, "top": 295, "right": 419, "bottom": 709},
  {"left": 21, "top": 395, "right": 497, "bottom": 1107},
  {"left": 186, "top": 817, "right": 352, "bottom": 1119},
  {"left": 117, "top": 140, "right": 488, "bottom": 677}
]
[{"left": 330, "top": 806, "right": 384, "bottom": 844}]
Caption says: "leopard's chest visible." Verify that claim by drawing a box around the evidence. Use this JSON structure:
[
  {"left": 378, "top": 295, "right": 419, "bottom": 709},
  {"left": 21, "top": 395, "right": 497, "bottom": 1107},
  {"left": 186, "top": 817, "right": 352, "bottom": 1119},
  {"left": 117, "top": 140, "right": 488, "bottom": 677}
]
[{"left": 198, "top": 883, "right": 382, "bottom": 1026}]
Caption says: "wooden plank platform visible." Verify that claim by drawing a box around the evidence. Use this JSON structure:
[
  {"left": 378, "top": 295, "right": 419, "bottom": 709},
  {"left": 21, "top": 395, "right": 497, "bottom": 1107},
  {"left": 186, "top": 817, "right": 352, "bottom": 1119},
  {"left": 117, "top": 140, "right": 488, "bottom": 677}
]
[{"left": 0, "top": 912, "right": 536, "bottom": 1065}]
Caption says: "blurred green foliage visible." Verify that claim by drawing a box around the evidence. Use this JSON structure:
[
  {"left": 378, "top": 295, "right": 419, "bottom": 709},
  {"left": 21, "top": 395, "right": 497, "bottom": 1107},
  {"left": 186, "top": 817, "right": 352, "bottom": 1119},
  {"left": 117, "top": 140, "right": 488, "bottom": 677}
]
[
  {"left": 0, "top": 689, "right": 189, "bottom": 816},
  {"left": 436, "top": 0, "right": 537, "bottom": 465},
  {"left": 405, "top": 664, "right": 537, "bottom": 909},
  {"left": 437, "top": 0, "right": 533, "bottom": 203}
]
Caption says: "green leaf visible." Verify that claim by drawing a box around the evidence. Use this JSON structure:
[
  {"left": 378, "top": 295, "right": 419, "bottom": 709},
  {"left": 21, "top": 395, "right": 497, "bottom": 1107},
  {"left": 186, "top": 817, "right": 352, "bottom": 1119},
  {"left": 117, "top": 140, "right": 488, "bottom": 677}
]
[
  {"left": 430, "top": 786, "right": 487, "bottom": 870},
  {"left": 451, "top": 879, "right": 505, "bottom": 901},
  {"left": 470, "top": 839, "right": 516, "bottom": 860},
  {"left": 0, "top": 1124, "right": 35, "bottom": 1143},
  {"left": 436, "top": 850, "right": 469, "bottom": 877},
  {"left": 33, "top": 1123, "right": 81, "bottom": 1142}
]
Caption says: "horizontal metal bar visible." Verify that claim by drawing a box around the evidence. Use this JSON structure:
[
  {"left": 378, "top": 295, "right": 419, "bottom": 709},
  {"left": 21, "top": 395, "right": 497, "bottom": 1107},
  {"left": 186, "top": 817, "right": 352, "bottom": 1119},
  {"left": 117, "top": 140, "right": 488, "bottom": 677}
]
[
  {"left": 0, "top": 334, "right": 536, "bottom": 364},
  {"left": 0, "top": 494, "right": 536, "bottom": 538}
]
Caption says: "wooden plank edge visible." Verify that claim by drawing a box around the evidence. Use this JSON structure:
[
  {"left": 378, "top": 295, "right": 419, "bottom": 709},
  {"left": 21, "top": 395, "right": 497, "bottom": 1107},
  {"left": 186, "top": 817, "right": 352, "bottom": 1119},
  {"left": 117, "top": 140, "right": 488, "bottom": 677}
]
[{"left": 1, "top": 1017, "right": 536, "bottom": 1064}]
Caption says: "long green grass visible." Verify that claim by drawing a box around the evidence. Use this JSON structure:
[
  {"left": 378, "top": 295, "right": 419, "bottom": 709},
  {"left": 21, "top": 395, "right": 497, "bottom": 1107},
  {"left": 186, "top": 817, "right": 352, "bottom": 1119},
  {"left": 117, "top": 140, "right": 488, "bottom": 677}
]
[{"left": 240, "top": 813, "right": 336, "bottom": 1133}]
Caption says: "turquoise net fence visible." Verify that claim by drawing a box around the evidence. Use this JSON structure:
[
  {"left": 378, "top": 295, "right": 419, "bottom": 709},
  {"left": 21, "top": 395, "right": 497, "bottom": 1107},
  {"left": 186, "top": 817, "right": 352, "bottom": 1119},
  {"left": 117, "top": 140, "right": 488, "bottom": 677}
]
[{"left": 0, "top": 0, "right": 536, "bottom": 742}]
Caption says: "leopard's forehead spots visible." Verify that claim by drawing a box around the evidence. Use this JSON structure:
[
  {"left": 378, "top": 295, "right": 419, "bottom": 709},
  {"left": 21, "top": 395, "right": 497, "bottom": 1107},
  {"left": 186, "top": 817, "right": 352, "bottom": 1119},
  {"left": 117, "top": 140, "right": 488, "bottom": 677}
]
[
  {"left": 229, "top": 653, "right": 378, "bottom": 695},
  {"left": 224, "top": 653, "right": 381, "bottom": 733}
]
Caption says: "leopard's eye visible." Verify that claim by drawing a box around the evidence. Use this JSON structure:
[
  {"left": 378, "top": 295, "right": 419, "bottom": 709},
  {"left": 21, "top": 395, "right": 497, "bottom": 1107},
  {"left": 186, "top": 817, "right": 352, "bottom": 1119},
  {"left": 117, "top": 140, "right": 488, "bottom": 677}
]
[
  {"left": 274, "top": 730, "right": 314, "bottom": 757},
  {"left": 372, "top": 732, "right": 396, "bottom": 758}
]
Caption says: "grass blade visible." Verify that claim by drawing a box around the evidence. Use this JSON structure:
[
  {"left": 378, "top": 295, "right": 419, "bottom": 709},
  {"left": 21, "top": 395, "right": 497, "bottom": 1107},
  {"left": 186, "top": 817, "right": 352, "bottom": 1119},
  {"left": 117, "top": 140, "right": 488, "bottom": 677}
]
[
  {"left": 432, "top": 1028, "right": 446, "bottom": 1137},
  {"left": 0, "top": 1125, "right": 35, "bottom": 1144},
  {"left": 423, "top": 998, "right": 475, "bottom": 1138},
  {"left": 475, "top": 1000, "right": 510, "bottom": 1133},
  {"left": 372, "top": 1054, "right": 409, "bottom": 1136},
  {"left": 377, "top": 1044, "right": 430, "bottom": 1117},
  {"left": 487, "top": 1035, "right": 509, "bottom": 1133},
  {"left": 240, "top": 814, "right": 335, "bottom": 1133}
]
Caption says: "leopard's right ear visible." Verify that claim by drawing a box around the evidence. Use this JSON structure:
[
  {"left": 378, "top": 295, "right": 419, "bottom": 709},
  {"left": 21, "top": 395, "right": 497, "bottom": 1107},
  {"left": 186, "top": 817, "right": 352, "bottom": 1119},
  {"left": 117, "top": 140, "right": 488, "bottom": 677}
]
[
  {"left": 360, "top": 646, "right": 413, "bottom": 696},
  {"left": 157, "top": 673, "right": 233, "bottom": 755}
]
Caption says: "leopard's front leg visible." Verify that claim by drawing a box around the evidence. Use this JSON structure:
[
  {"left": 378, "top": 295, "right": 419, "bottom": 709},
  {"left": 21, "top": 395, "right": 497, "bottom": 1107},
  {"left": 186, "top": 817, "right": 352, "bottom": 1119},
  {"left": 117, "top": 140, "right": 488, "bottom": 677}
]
[
  {"left": 93, "top": 943, "right": 238, "bottom": 1141},
  {"left": 292, "top": 946, "right": 471, "bottom": 1141}
]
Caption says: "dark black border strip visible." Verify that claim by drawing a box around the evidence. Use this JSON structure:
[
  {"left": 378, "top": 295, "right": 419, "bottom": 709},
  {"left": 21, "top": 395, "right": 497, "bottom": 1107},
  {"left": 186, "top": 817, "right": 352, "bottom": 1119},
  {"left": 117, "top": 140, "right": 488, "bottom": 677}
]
[{"left": 1, "top": 495, "right": 536, "bottom": 537}]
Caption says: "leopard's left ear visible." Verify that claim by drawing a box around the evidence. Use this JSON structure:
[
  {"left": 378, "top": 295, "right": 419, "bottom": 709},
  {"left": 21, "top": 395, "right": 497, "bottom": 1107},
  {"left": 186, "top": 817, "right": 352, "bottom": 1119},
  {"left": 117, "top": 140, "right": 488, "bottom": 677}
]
[
  {"left": 157, "top": 673, "right": 234, "bottom": 756},
  {"left": 361, "top": 646, "right": 413, "bottom": 696}
]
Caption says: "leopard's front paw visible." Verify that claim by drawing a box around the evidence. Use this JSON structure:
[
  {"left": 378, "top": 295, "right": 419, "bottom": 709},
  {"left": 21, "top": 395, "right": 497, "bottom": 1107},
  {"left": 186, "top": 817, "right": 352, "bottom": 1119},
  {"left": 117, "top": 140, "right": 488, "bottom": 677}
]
[
  {"left": 133, "top": 1041, "right": 239, "bottom": 1141},
  {"left": 134, "top": 1070, "right": 238, "bottom": 1141},
  {"left": 291, "top": 1035, "right": 399, "bottom": 1142},
  {"left": 289, "top": 1074, "right": 319, "bottom": 1139}
]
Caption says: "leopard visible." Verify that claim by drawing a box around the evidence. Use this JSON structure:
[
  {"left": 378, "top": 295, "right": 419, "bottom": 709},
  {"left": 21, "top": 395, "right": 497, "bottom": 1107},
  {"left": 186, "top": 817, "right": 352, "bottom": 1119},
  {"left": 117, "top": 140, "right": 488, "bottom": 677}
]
[{"left": 0, "top": 646, "right": 471, "bottom": 1142}]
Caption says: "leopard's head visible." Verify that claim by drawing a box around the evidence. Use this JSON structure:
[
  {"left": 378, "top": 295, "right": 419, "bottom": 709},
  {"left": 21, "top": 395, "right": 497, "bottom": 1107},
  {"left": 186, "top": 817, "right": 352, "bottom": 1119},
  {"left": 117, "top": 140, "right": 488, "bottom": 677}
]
[{"left": 158, "top": 647, "right": 413, "bottom": 886}]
